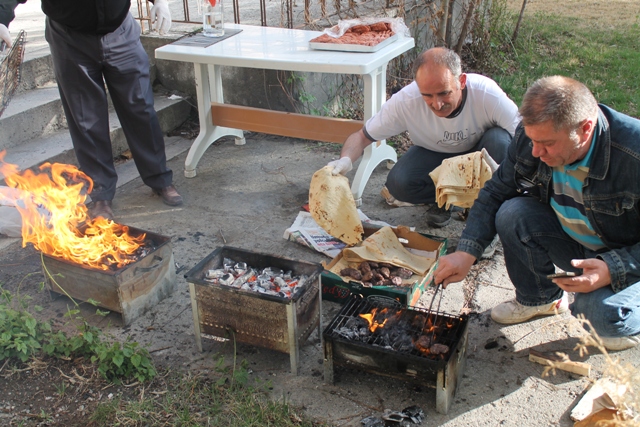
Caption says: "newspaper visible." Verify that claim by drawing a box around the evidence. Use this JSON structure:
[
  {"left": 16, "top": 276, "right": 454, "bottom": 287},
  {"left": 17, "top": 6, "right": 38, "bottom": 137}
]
[{"left": 283, "top": 210, "right": 390, "bottom": 258}]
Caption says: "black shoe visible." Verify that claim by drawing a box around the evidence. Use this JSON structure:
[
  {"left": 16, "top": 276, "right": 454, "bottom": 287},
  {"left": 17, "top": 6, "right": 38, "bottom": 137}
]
[
  {"left": 425, "top": 204, "right": 451, "bottom": 228},
  {"left": 153, "top": 185, "right": 183, "bottom": 206},
  {"left": 89, "top": 200, "right": 114, "bottom": 221}
]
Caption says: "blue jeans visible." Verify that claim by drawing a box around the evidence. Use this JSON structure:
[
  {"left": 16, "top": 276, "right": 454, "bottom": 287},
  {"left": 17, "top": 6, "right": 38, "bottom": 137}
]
[
  {"left": 495, "top": 196, "right": 640, "bottom": 337},
  {"left": 385, "top": 127, "right": 512, "bottom": 205}
]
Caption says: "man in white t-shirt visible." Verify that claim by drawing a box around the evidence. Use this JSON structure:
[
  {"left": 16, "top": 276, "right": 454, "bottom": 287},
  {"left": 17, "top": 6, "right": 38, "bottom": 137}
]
[{"left": 328, "top": 47, "right": 520, "bottom": 233}]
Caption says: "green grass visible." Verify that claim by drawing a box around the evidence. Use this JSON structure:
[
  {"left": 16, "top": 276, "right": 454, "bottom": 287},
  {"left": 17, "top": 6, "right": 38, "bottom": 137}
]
[
  {"left": 484, "top": 12, "right": 640, "bottom": 117},
  {"left": 89, "top": 370, "right": 324, "bottom": 427}
]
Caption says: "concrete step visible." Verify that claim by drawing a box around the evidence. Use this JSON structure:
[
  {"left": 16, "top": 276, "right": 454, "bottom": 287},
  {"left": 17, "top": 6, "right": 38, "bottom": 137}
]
[
  {"left": 0, "top": 82, "right": 66, "bottom": 150},
  {"left": 1, "top": 88, "right": 191, "bottom": 174}
]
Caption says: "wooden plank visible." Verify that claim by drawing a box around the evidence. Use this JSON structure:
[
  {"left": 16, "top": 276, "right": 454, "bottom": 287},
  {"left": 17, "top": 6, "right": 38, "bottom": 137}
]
[
  {"left": 211, "top": 103, "right": 363, "bottom": 143},
  {"left": 528, "top": 349, "right": 591, "bottom": 376}
]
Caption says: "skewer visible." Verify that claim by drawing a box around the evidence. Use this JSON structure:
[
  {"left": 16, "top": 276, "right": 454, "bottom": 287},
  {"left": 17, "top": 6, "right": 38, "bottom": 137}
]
[
  {"left": 422, "top": 281, "right": 441, "bottom": 329},
  {"left": 429, "top": 286, "right": 445, "bottom": 345}
]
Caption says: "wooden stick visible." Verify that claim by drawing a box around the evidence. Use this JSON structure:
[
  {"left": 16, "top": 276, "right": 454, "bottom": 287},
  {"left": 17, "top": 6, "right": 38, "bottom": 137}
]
[{"left": 529, "top": 349, "right": 591, "bottom": 376}]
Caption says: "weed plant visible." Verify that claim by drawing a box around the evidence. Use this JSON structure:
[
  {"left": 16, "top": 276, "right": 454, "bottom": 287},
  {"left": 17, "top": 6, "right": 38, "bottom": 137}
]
[{"left": 0, "top": 281, "right": 156, "bottom": 384}]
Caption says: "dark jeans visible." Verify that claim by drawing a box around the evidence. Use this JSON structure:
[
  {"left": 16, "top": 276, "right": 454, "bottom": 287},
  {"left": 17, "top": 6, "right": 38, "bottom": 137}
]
[
  {"left": 495, "top": 196, "right": 640, "bottom": 337},
  {"left": 45, "top": 14, "right": 173, "bottom": 201},
  {"left": 384, "top": 127, "right": 512, "bottom": 205}
]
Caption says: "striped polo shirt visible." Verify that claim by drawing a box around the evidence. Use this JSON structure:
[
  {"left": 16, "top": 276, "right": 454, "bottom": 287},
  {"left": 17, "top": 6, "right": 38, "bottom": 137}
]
[{"left": 550, "top": 129, "right": 605, "bottom": 251}]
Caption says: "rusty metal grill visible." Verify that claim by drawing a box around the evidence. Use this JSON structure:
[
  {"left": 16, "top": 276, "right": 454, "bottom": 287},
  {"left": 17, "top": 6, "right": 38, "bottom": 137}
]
[
  {"left": 324, "top": 295, "right": 467, "bottom": 366},
  {"left": 323, "top": 294, "right": 469, "bottom": 414}
]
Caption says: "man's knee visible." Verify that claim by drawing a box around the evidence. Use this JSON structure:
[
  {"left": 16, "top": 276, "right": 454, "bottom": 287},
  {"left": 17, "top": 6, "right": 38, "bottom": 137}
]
[
  {"left": 572, "top": 291, "right": 639, "bottom": 337},
  {"left": 478, "top": 127, "right": 512, "bottom": 164}
]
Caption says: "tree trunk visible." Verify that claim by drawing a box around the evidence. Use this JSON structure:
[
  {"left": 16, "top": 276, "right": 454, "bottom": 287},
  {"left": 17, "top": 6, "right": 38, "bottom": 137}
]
[{"left": 512, "top": 0, "right": 528, "bottom": 43}]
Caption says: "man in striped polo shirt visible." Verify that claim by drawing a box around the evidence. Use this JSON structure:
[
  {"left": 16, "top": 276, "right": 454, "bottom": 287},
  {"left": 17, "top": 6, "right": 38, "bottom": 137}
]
[{"left": 434, "top": 76, "right": 640, "bottom": 351}]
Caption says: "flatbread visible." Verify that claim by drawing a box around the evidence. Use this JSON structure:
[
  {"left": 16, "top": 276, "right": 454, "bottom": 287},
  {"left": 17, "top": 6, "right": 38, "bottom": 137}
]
[
  {"left": 308, "top": 166, "right": 363, "bottom": 245},
  {"left": 341, "top": 226, "right": 434, "bottom": 275},
  {"left": 429, "top": 150, "right": 494, "bottom": 209}
]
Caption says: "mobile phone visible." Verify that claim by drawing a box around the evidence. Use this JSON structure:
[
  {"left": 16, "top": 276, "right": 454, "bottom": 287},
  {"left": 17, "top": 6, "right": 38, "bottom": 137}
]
[{"left": 546, "top": 272, "right": 577, "bottom": 279}]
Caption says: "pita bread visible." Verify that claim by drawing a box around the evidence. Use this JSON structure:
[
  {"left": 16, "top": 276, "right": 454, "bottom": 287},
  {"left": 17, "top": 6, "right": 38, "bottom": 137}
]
[
  {"left": 429, "top": 150, "right": 494, "bottom": 209},
  {"left": 309, "top": 166, "right": 363, "bottom": 245},
  {"left": 341, "top": 226, "right": 434, "bottom": 275}
]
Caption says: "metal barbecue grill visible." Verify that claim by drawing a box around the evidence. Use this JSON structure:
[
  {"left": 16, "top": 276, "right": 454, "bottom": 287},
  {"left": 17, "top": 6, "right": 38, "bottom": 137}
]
[
  {"left": 323, "top": 294, "right": 469, "bottom": 414},
  {"left": 0, "top": 30, "right": 26, "bottom": 118}
]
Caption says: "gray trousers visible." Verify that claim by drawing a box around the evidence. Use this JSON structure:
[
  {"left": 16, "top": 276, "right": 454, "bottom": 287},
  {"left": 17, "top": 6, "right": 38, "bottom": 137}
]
[
  {"left": 45, "top": 14, "right": 173, "bottom": 202},
  {"left": 384, "top": 127, "right": 512, "bottom": 205}
]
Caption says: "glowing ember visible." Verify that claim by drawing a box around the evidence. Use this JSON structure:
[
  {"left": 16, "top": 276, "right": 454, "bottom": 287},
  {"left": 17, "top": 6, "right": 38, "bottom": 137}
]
[{"left": 0, "top": 152, "right": 145, "bottom": 270}]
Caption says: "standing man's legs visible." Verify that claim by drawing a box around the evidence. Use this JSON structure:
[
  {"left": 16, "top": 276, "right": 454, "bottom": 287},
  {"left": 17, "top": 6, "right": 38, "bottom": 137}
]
[
  {"left": 45, "top": 18, "right": 117, "bottom": 202},
  {"left": 101, "top": 14, "right": 173, "bottom": 192}
]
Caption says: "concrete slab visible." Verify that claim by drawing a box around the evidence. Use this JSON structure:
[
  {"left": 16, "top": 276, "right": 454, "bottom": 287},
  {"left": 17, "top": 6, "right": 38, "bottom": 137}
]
[{"left": 0, "top": 133, "right": 636, "bottom": 426}]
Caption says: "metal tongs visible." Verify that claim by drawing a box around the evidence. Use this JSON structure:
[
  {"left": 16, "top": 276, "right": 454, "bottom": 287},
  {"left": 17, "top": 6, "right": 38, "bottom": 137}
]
[{"left": 423, "top": 280, "right": 444, "bottom": 344}]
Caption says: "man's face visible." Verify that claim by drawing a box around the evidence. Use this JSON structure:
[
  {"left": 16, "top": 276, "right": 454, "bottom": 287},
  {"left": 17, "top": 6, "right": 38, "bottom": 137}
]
[
  {"left": 524, "top": 120, "right": 592, "bottom": 167},
  {"left": 415, "top": 65, "right": 466, "bottom": 118}
]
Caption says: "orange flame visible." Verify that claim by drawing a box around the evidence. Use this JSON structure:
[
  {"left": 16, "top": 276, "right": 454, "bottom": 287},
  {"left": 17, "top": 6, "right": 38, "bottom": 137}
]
[
  {"left": 0, "top": 153, "right": 145, "bottom": 270},
  {"left": 359, "top": 307, "right": 389, "bottom": 333}
]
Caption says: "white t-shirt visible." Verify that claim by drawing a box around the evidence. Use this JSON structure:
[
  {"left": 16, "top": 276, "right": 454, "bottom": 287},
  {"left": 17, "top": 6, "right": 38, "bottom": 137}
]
[{"left": 364, "top": 73, "right": 520, "bottom": 153}]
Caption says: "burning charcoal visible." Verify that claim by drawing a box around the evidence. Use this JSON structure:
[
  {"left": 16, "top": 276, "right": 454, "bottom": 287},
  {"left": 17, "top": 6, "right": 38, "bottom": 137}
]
[
  {"left": 415, "top": 335, "right": 433, "bottom": 352},
  {"left": 240, "top": 283, "right": 252, "bottom": 291},
  {"left": 205, "top": 269, "right": 227, "bottom": 279},
  {"left": 429, "top": 343, "right": 449, "bottom": 355},
  {"left": 219, "top": 273, "right": 235, "bottom": 286},
  {"left": 401, "top": 406, "right": 425, "bottom": 424},
  {"left": 231, "top": 269, "right": 255, "bottom": 287},
  {"left": 411, "top": 314, "right": 426, "bottom": 329},
  {"left": 274, "top": 276, "right": 287, "bottom": 288},
  {"left": 358, "top": 261, "right": 372, "bottom": 273},
  {"left": 223, "top": 258, "right": 236, "bottom": 272},
  {"left": 340, "top": 268, "right": 362, "bottom": 281},
  {"left": 390, "top": 276, "right": 403, "bottom": 286},
  {"left": 257, "top": 278, "right": 274, "bottom": 290},
  {"left": 379, "top": 267, "right": 391, "bottom": 279},
  {"left": 233, "top": 262, "right": 248, "bottom": 275},
  {"left": 283, "top": 270, "right": 293, "bottom": 280},
  {"left": 361, "top": 271, "right": 373, "bottom": 282},
  {"left": 263, "top": 267, "right": 284, "bottom": 277}
]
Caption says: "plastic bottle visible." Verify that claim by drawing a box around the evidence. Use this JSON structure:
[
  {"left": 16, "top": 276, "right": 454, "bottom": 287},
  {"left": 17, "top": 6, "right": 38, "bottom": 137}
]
[{"left": 203, "top": 0, "right": 224, "bottom": 37}]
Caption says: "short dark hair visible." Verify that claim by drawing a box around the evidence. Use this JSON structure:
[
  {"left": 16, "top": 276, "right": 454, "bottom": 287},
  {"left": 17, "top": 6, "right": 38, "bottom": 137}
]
[
  {"left": 519, "top": 76, "right": 598, "bottom": 131},
  {"left": 412, "top": 47, "right": 462, "bottom": 79}
]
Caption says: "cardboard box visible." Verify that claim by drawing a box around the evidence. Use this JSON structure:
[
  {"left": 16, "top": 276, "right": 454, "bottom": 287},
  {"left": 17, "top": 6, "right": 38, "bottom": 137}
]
[{"left": 321, "top": 225, "right": 447, "bottom": 306}]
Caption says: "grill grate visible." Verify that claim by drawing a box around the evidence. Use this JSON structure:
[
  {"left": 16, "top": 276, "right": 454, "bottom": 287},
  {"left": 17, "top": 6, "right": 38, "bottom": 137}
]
[
  {"left": 0, "top": 30, "right": 26, "bottom": 118},
  {"left": 323, "top": 294, "right": 467, "bottom": 362}
]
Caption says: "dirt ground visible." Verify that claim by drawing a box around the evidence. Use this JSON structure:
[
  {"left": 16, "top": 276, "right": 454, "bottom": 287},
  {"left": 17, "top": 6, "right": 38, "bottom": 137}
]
[{"left": 2, "top": 1, "right": 640, "bottom": 426}]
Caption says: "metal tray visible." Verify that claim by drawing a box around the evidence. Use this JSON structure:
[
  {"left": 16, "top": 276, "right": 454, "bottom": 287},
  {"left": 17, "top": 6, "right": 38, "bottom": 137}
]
[{"left": 309, "top": 33, "right": 398, "bottom": 53}]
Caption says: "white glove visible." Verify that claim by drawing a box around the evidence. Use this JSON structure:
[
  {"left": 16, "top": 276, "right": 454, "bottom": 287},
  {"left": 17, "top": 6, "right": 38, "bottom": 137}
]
[
  {"left": 150, "top": 0, "right": 172, "bottom": 35},
  {"left": 328, "top": 157, "right": 353, "bottom": 175},
  {"left": 0, "top": 24, "right": 11, "bottom": 48}
]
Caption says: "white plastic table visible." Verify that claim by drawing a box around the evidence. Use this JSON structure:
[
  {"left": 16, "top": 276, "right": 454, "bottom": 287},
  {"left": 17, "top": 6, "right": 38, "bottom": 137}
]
[{"left": 155, "top": 23, "right": 414, "bottom": 204}]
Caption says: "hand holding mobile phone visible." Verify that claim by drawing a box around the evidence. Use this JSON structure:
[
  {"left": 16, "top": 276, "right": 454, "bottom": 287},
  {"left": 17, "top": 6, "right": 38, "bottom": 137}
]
[{"left": 547, "top": 272, "right": 577, "bottom": 279}]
